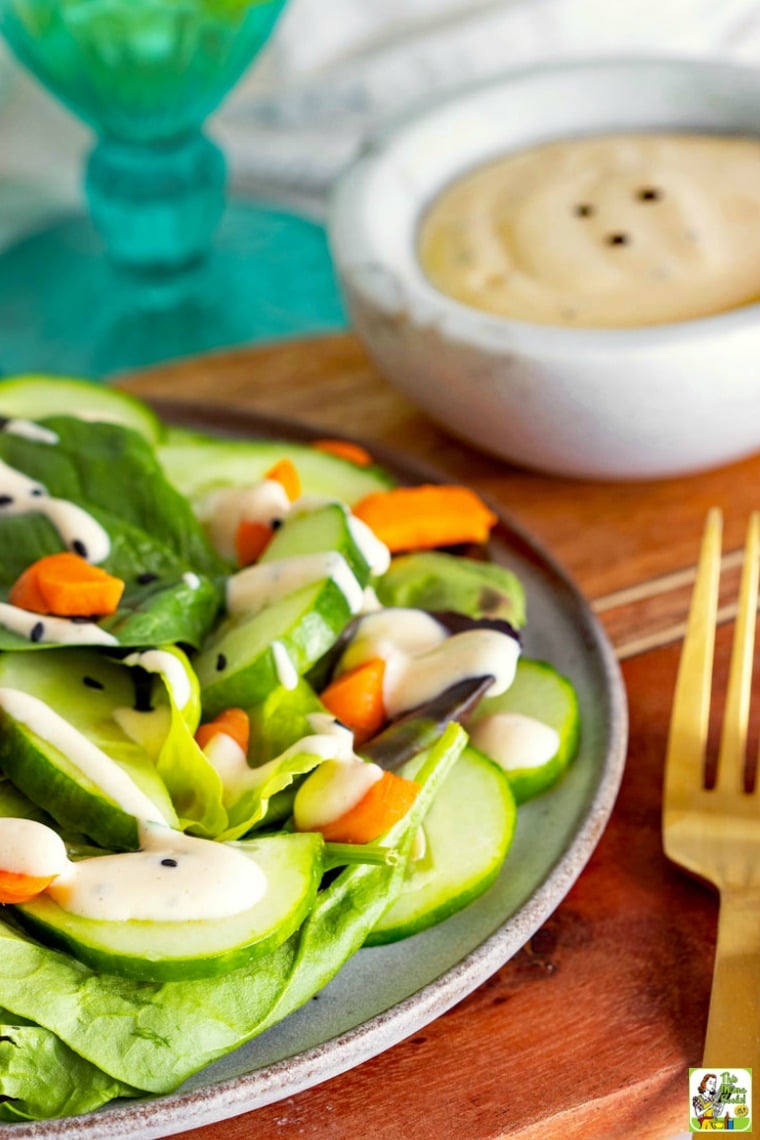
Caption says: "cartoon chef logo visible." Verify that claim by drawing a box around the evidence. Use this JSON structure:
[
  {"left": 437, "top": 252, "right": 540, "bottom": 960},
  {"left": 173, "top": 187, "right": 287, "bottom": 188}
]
[{"left": 689, "top": 1068, "right": 752, "bottom": 1132}]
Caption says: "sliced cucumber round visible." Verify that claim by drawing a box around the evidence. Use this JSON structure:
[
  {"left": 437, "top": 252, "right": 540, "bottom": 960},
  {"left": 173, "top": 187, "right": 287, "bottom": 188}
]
[
  {"left": 468, "top": 658, "right": 580, "bottom": 803},
  {"left": 0, "top": 650, "right": 178, "bottom": 849},
  {"left": 158, "top": 429, "right": 393, "bottom": 509},
  {"left": 14, "top": 833, "right": 322, "bottom": 981},
  {"left": 0, "top": 376, "right": 164, "bottom": 444},
  {"left": 196, "top": 577, "right": 355, "bottom": 718},
  {"left": 366, "top": 745, "right": 516, "bottom": 945},
  {"left": 260, "top": 502, "right": 373, "bottom": 587}
]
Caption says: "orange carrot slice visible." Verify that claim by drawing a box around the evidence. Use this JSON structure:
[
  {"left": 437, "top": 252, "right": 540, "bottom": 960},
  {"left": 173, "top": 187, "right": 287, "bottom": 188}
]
[
  {"left": 319, "top": 770, "right": 420, "bottom": 844},
  {"left": 0, "top": 870, "right": 57, "bottom": 904},
  {"left": 320, "top": 657, "right": 387, "bottom": 746},
  {"left": 9, "top": 552, "right": 125, "bottom": 617},
  {"left": 265, "top": 458, "right": 301, "bottom": 503},
  {"left": 313, "top": 439, "right": 374, "bottom": 467},
  {"left": 352, "top": 485, "right": 498, "bottom": 553},
  {"left": 235, "top": 519, "right": 273, "bottom": 566},
  {"left": 195, "top": 707, "right": 250, "bottom": 754}
]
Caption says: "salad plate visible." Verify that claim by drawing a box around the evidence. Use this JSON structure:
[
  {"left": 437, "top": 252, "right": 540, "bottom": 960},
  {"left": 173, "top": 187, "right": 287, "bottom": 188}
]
[{"left": 1, "top": 400, "right": 627, "bottom": 1140}]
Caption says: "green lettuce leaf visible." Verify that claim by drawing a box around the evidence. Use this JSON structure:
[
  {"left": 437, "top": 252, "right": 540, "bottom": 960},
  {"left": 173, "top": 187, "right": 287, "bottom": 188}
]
[
  {"left": 0, "top": 417, "right": 224, "bottom": 650},
  {"left": 0, "top": 1020, "right": 136, "bottom": 1121}
]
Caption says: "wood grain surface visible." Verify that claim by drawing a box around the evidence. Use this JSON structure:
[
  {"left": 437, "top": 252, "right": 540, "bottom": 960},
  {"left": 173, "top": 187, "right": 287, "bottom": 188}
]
[{"left": 119, "top": 332, "right": 759, "bottom": 1139}]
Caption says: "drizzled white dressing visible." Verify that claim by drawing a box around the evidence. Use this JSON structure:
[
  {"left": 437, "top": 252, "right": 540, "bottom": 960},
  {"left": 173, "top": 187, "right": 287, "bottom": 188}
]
[
  {"left": 48, "top": 822, "right": 267, "bottom": 922},
  {"left": 226, "top": 552, "right": 364, "bottom": 616},
  {"left": 272, "top": 640, "right": 298, "bottom": 690},
  {"left": 339, "top": 608, "right": 520, "bottom": 716},
  {"left": 470, "top": 712, "right": 560, "bottom": 771},
  {"left": 199, "top": 480, "right": 291, "bottom": 561},
  {"left": 0, "top": 603, "right": 118, "bottom": 647},
  {"left": 2, "top": 420, "right": 58, "bottom": 445},
  {"left": 0, "top": 688, "right": 170, "bottom": 825},
  {"left": 0, "top": 459, "right": 110, "bottom": 563},
  {"left": 123, "top": 649, "right": 192, "bottom": 711},
  {"left": 0, "top": 817, "right": 69, "bottom": 878}
]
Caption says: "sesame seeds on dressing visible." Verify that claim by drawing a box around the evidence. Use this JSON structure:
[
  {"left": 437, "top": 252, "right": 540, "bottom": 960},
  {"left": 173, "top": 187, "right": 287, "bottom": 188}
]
[
  {"left": 0, "top": 459, "right": 111, "bottom": 564},
  {"left": 419, "top": 133, "right": 760, "bottom": 328}
]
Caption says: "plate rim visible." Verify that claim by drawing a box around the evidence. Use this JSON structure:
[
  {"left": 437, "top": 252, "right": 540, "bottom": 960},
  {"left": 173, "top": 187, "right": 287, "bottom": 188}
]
[{"left": 1, "top": 400, "right": 628, "bottom": 1140}]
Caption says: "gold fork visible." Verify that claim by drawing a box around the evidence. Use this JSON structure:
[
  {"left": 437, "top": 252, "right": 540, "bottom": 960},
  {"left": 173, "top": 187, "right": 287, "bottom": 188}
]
[{"left": 663, "top": 508, "right": 760, "bottom": 1112}]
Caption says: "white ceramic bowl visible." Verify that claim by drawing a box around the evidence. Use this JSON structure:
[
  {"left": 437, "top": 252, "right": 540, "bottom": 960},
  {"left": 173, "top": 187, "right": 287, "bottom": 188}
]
[{"left": 329, "top": 59, "right": 760, "bottom": 480}]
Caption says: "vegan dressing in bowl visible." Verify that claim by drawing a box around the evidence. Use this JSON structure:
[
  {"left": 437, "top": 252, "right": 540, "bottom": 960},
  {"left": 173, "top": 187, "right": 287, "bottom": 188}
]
[{"left": 419, "top": 133, "right": 760, "bottom": 329}]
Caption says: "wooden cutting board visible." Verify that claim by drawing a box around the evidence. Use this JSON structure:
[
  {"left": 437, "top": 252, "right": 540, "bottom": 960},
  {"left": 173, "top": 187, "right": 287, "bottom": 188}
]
[{"left": 120, "top": 332, "right": 754, "bottom": 1139}]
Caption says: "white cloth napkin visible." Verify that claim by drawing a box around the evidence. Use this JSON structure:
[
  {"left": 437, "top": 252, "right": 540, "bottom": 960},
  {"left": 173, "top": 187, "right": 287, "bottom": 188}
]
[{"left": 219, "top": 0, "right": 760, "bottom": 213}]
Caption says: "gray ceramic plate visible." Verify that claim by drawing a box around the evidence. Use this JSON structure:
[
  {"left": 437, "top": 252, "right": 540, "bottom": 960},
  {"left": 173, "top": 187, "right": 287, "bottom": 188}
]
[{"left": 2, "top": 404, "right": 628, "bottom": 1140}]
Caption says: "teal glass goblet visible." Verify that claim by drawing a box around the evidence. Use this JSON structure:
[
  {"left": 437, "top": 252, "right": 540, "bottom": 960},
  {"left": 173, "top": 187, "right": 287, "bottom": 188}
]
[{"left": 0, "top": 0, "right": 344, "bottom": 377}]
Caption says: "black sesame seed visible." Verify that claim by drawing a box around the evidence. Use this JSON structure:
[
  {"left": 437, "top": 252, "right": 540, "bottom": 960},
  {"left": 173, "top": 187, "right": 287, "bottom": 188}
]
[
  {"left": 216, "top": 653, "right": 227, "bottom": 672},
  {"left": 71, "top": 539, "right": 88, "bottom": 558},
  {"left": 137, "top": 572, "right": 159, "bottom": 585},
  {"left": 30, "top": 622, "right": 44, "bottom": 643},
  {"left": 271, "top": 518, "right": 284, "bottom": 531},
  {"left": 0, "top": 495, "right": 12, "bottom": 507},
  {"left": 574, "top": 203, "right": 594, "bottom": 218},
  {"left": 30, "top": 488, "right": 44, "bottom": 497},
  {"left": 83, "top": 676, "right": 105, "bottom": 690},
  {"left": 606, "top": 233, "right": 629, "bottom": 246},
  {"left": 160, "top": 858, "right": 178, "bottom": 868},
  {"left": 637, "top": 187, "right": 662, "bottom": 202}
]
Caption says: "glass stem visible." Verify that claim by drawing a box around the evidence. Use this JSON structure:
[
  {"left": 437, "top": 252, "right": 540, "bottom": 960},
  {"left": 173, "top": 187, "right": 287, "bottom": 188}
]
[{"left": 85, "top": 128, "right": 226, "bottom": 287}]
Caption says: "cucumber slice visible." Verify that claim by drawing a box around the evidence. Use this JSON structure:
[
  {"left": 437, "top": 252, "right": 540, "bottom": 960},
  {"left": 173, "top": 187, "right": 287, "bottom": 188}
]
[
  {"left": 196, "top": 578, "right": 355, "bottom": 717},
  {"left": 14, "top": 833, "right": 322, "bottom": 981},
  {"left": 376, "top": 551, "right": 526, "bottom": 628},
  {"left": 261, "top": 502, "right": 373, "bottom": 587},
  {"left": 0, "top": 650, "right": 178, "bottom": 850},
  {"left": 158, "top": 429, "right": 394, "bottom": 508},
  {"left": 468, "top": 658, "right": 580, "bottom": 803},
  {"left": 367, "top": 745, "right": 516, "bottom": 945},
  {"left": 0, "top": 376, "right": 164, "bottom": 444}
]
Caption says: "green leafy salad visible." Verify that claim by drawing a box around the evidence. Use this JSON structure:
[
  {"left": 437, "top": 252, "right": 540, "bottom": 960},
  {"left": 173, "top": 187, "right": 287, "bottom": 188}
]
[{"left": 0, "top": 377, "right": 580, "bottom": 1124}]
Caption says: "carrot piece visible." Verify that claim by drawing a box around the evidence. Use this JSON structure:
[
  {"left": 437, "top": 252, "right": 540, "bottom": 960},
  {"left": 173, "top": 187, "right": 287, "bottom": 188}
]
[
  {"left": 0, "top": 870, "right": 56, "bottom": 904},
  {"left": 319, "top": 770, "right": 420, "bottom": 844},
  {"left": 235, "top": 519, "right": 273, "bottom": 566},
  {"left": 352, "top": 485, "right": 498, "bottom": 553},
  {"left": 195, "top": 707, "right": 250, "bottom": 755},
  {"left": 9, "top": 552, "right": 125, "bottom": 617},
  {"left": 313, "top": 438, "right": 374, "bottom": 467},
  {"left": 320, "top": 657, "right": 387, "bottom": 746},
  {"left": 265, "top": 458, "right": 301, "bottom": 503}
]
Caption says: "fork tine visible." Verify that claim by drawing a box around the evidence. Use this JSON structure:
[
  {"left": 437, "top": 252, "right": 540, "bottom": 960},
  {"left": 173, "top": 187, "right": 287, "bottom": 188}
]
[
  {"left": 664, "top": 508, "right": 722, "bottom": 809},
  {"left": 715, "top": 511, "right": 760, "bottom": 793}
]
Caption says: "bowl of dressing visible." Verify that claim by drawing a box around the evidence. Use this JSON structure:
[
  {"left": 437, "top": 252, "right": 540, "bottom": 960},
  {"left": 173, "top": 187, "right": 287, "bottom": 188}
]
[{"left": 329, "top": 58, "right": 760, "bottom": 480}]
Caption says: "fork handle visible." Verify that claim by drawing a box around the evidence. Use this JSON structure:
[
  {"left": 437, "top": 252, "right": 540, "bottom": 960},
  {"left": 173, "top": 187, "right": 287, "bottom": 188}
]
[{"left": 703, "top": 887, "right": 760, "bottom": 1112}]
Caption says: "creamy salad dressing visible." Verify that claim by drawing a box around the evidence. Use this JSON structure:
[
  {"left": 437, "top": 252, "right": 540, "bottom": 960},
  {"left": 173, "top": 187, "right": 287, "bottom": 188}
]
[
  {"left": 272, "top": 640, "right": 298, "bottom": 689},
  {"left": 47, "top": 822, "right": 267, "bottom": 922},
  {"left": 123, "top": 649, "right": 192, "bottom": 711},
  {"left": 0, "top": 602, "right": 118, "bottom": 646},
  {"left": 420, "top": 133, "right": 760, "bottom": 328},
  {"left": 339, "top": 608, "right": 520, "bottom": 716},
  {"left": 293, "top": 757, "right": 384, "bottom": 831},
  {"left": 0, "top": 459, "right": 110, "bottom": 563},
  {"left": 2, "top": 419, "right": 59, "bottom": 445},
  {"left": 0, "top": 688, "right": 170, "bottom": 825},
  {"left": 470, "top": 712, "right": 560, "bottom": 771},
  {"left": 226, "top": 552, "right": 364, "bottom": 617},
  {"left": 0, "top": 817, "right": 69, "bottom": 878},
  {"left": 198, "top": 479, "right": 291, "bottom": 561}
]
